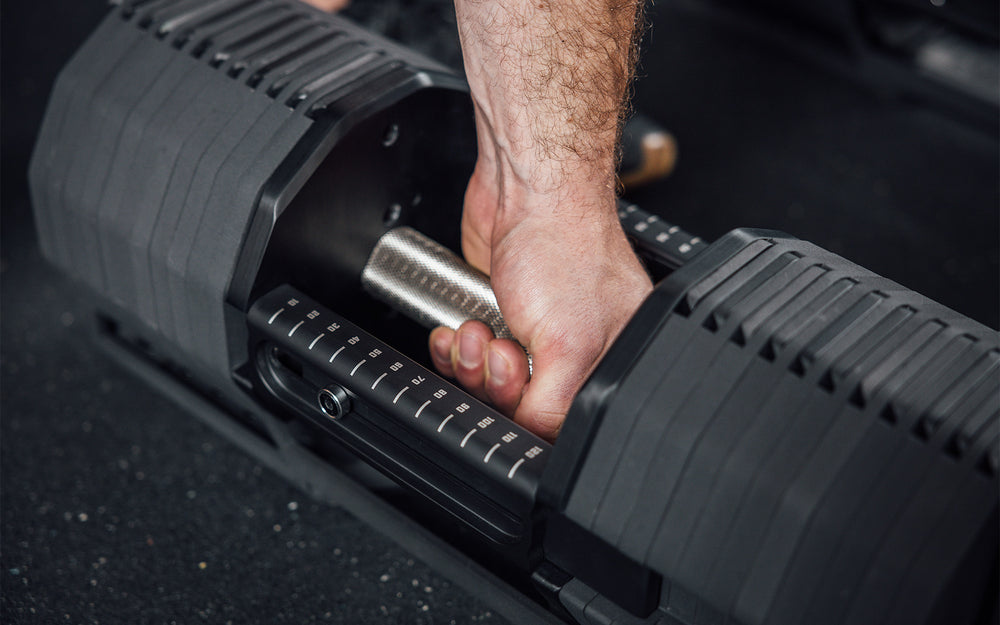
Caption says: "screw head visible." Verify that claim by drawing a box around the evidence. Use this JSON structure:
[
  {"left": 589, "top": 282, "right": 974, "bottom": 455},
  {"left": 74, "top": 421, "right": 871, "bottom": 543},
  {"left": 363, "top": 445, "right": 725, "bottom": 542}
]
[{"left": 318, "top": 386, "right": 350, "bottom": 420}]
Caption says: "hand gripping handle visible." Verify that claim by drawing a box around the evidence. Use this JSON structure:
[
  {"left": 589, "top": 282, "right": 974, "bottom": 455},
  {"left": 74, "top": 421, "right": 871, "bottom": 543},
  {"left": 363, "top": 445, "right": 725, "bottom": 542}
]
[{"left": 360, "top": 206, "right": 706, "bottom": 342}]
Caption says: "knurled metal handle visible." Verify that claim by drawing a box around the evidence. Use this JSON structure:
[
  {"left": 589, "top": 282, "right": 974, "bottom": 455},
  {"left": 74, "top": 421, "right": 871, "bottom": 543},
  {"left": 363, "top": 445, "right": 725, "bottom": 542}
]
[{"left": 361, "top": 227, "right": 516, "bottom": 341}]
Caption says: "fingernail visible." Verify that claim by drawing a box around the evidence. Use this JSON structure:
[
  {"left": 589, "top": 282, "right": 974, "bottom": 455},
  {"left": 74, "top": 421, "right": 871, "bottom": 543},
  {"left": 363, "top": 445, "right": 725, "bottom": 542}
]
[
  {"left": 458, "top": 332, "right": 481, "bottom": 368},
  {"left": 431, "top": 331, "right": 450, "bottom": 362},
  {"left": 487, "top": 347, "right": 509, "bottom": 385}
]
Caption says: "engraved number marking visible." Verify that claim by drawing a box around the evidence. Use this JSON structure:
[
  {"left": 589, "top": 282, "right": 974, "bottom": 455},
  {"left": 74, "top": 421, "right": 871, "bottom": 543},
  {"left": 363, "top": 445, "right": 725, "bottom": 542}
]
[
  {"left": 329, "top": 346, "right": 345, "bottom": 362},
  {"left": 483, "top": 443, "right": 501, "bottom": 463},
  {"left": 414, "top": 400, "right": 431, "bottom": 419},
  {"left": 507, "top": 459, "right": 525, "bottom": 479},
  {"left": 460, "top": 429, "right": 476, "bottom": 448},
  {"left": 437, "top": 414, "right": 454, "bottom": 433}
]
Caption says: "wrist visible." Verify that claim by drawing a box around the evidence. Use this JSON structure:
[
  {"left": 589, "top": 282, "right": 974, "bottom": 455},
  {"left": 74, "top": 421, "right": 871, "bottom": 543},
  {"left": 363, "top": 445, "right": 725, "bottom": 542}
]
[
  {"left": 474, "top": 105, "right": 620, "bottom": 194},
  {"left": 494, "top": 164, "right": 617, "bottom": 229}
]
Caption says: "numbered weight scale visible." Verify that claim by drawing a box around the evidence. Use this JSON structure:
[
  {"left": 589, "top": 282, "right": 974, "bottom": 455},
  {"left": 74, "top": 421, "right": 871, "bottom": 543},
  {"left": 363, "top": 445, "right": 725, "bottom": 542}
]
[{"left": 252, "top": 284, "right": 547, "bottom": 543}]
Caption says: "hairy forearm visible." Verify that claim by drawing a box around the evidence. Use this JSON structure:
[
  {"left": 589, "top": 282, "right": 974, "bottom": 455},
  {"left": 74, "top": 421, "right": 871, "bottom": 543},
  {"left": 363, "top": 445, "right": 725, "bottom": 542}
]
[
  {"left": 455, "top": 0, "right": 644, "bottom": 201},
  {"left": 436, "top": 0, "right": 654, "bottom": 437}
]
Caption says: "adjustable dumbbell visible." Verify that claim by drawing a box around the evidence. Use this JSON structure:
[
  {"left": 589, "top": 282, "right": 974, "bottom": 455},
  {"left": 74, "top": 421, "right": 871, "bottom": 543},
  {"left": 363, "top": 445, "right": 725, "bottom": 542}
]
[{"left": 29, "top": 2, "right": 998, "bottom": 624}]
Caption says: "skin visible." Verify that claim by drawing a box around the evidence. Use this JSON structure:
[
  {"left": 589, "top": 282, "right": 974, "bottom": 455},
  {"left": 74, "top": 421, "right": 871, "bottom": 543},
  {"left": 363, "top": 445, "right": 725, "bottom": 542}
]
[
  {"left": 305, "top": 0, "right": 351, "bottom": 10},
  {"left": 430, "top": 0, "right": 652, "bottom": 440},
  {"left": 302, "top": 0, "right": 653, "bottom": 441}
]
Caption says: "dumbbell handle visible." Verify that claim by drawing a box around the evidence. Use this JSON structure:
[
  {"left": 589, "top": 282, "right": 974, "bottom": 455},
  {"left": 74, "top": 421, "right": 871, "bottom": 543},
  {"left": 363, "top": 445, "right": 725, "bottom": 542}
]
[
  {"left": 362, "top": 203, "right": 708, "bottom": 339},
  {"left": 362, "top": 227, "right": 515, "bottom": 341}
]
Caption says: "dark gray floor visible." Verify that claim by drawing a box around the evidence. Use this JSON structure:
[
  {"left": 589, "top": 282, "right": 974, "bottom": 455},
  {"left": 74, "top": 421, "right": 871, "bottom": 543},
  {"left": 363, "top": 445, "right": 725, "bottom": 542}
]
[{"left": 2, "top": 1, "right": 997, "bottom": 624}]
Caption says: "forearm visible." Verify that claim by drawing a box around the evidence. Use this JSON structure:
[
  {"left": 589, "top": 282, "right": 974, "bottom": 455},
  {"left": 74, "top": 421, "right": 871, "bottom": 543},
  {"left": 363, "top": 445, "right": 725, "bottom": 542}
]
[{"left": 455, "top": 0, "right": 644, "bottom": 212}]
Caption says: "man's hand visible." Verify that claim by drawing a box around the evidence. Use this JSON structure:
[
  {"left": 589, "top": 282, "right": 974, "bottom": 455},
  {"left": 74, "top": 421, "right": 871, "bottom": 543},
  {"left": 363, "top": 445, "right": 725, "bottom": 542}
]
[
  {"left": 429, "top": 0, "right": 652, "bottom": 440},
  {"left": 300, "top": 0, "right": 652, "bottom": 438},
  {"left": 429, "top": 169, "right": 651, "bottom": 440}
]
